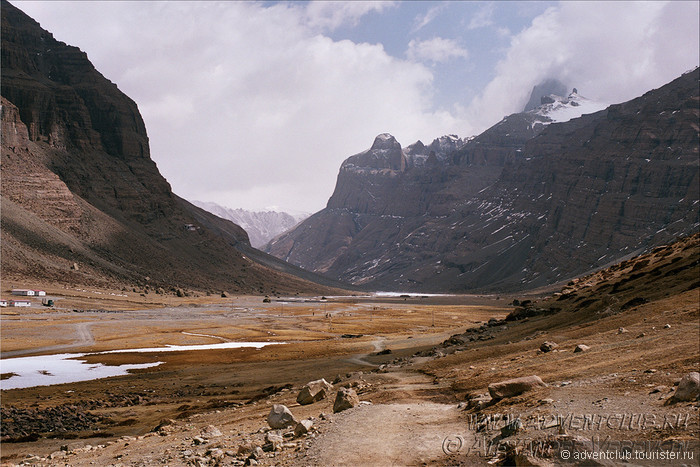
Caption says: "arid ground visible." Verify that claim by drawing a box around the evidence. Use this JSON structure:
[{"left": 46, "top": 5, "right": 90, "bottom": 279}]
[{"left": 1, "top": 236, "right": 699, "bottom": 467}]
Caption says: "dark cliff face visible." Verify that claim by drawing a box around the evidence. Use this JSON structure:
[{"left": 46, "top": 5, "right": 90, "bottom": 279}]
[
  {"left": 267, "top": 69, "right": 699, "bottom": 292},
  {"left": 1, "top": 1, "right": 342, "bottom": 294}
]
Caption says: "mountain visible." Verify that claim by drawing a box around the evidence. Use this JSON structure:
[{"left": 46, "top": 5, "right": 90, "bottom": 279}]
[
  {"left": 0, "top": 0, "right": 346, "bottom": 295},
  {"left": 522, "top": 78, "right": 568, "bottom": 112},
  {"left": 266, "top": 70, "right": 699, "bottom": 292},
  {"left": 192, "top": 202, "right": 308, "bottom": 248}
]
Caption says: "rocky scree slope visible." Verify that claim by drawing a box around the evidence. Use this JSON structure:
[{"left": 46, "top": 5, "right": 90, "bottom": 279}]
[
  {"left": 0, "top": 0, "right": 343, "bottom": 294},
  {"left": 266, "top": 70, "right": 699, "bottom": 292}
]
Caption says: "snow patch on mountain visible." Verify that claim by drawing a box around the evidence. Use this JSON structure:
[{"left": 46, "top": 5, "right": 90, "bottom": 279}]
[{"left": 532, "top": 89, "right": 608, "bottom": 124}]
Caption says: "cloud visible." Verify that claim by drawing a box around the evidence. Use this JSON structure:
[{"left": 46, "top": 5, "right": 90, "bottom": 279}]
[
  {"left": 303, "top": 1, "right": 397, "bottom": 31},
  {"left": 467, "top": 2, "right": 494, "bottom": 30},
  {"left": 466, "top": 1, "right": 700, "bottom": 133},
  {"left": 17, "top": 1, "right": 466, "bottom": 213},
  {"left": 406, "top": 37, "right": 469, "bottom": 64},
  {"left": 411, "top": 3, "right": 447, "bottom": 33}
]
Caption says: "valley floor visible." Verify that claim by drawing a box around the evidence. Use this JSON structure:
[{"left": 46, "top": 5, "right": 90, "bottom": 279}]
[{"left": 0, "top": 278, "right": 698, "bottom": 466}]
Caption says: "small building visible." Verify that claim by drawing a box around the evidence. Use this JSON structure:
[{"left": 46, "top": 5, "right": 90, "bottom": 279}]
[
  {"left": 0, "top": 300, "right": 8, "bottom": 307},
  {"left": 12, "top": 289, "right": 35, "bottom": 296},
  {"left": 33, "top": 290, "right": 46, "bottom": 296},
  {"left": 10, "top": 300, "right": 31, "bottom": 307}
]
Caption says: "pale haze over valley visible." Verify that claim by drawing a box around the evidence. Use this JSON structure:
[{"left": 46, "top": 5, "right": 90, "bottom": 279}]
[{"left": 20, "top": 0, "right": 700, "bottom": 213}]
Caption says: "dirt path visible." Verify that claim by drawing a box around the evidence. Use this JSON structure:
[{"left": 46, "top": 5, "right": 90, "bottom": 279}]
[
  {"left": 344, "top": 336, "right": 386, "bottom": 367},
  {"left": 2, "top": 322, "right": 95, "bottom": 357},
  {"left": 290, "top": 369, "right": 473, "bottom": 466}
]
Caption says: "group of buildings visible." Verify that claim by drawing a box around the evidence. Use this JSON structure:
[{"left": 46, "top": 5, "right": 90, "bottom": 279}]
[{"left": 0, "top": 289, "right": 48, "bottom": 308}]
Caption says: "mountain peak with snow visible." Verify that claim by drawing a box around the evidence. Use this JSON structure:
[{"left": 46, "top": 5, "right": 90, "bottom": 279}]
[{"left": 531, "top": 88, "right": 608, "bottom": 125}]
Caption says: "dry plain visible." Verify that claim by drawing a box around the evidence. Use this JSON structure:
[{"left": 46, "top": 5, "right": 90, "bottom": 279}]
[{"left": 1, "top": 239, "right": 699, "bottom": 467}]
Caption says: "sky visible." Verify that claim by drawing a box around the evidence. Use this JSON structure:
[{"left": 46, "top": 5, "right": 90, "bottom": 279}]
[{"left": 16, "top": 1, "right": 700, "bottom": 214}]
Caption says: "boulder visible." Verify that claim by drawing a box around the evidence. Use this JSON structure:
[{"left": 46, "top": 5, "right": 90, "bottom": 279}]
[
  {"left": 488, "top": 375, "right": 547, "bottom": 399},
  {"left": 294, "top": 419, "right": 313, "bottom": 437},
  {"left": 297, "top": 378, "right": 333, "bottom": 405},
  {"left": 266, "top": 404, "right": 297, "bottom": 429},
  {"left": 333, "top": 387, "right": 360, "bottom": 413},
  {"left": 671, "top": 372, "right": 700, "bottom": 402},
  {"left": 540, "top": 341, "right": 558, "bottom": 352},
  {"left": 574, "top": 344, "right": 590, "bottom": 353},
  {"left": 201, "top": 425, "right": 222, "bottom": 438}
]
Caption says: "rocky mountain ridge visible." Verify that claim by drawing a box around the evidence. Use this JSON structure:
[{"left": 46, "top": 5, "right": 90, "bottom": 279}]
[
  {"left": 0, "top": 0, "right": 345, "bottom": 295},
  {"left": 266, "top": 69, "right": 699, "bottom": 292}
]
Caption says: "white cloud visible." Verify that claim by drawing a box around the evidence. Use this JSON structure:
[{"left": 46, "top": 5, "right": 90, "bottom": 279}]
[
  {"left": 406, "top": 37, "right": 469, "bottom": 64},
  {"left": 303, "top": 1, "right": 397, "bottom": 31},
  {"left": 467, "top": 2, "right": 494, "bottom": 30},
  {"left": 466, "top": 1, "right": 700, "bottom": 133},
  {"left": 17, "top": 1, "right": 466, "bottom": 213},
  {"left": 411, "top": 3, "right": 447, "bottom": 33}
]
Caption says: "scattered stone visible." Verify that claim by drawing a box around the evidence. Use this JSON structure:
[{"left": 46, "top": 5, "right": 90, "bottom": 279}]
[
  {"left": 650, "top": 386, "right": 667, "bottom": 394},
  {"left": 671, "top": 372, "right": 700, "bottom": 402},
  {"left": 617, "top": 327, "right": 628, "bottom": 334},
  {"left": 201, "top": 425, "right": 223, "bottom": 438},
  {"left": 664, "top": 324, "right": 671, "bottom": 329},
  {"left": 192, "top": 436, "right": 205, "bottom": 445},
  {"left": 636, "top": 332, "right": 646, "bottom": 338},
  {"left": 237, "top": 443, "right": 255, "bottom": 457},
  {"left": 263, "top": 432, "right": 284, "bottom": 451},
  {"left": 376, "top": 349, "right": 392, "bottom": 355},
  {"left": 294, "top": 419, "right": 313, "bottom": 437},
  {"left": 333, "top": 387, "right": 360, "bottom": 413},
  {"left": 540, "top": 341, "right": 558, "bottom": 352},
  {"left": 488, "top": 375, "right": 547, "bottom": 399},
  {"left": 500, "top": 418, "right": 523, "bottom": 438},
  {"left": 539, "top": 398, "right": 554, "bottom": 405},
  {"left": 574, "top": 344, "right": 590, "bottom": 353},
  {"left": 467, "top": 394, "right": 492, "bottom": 410},
  {"left": 267, "top": 404, "right": 297, "bottom": 429},
  {"left": 644, "top": 369, "right": 657, "bottom": 374},
  {"left": 319, "top": 413, "right": 329, "bottom": 420},
  {"left": 249, "top": 446, "right": 264, "bottom": 460},
  {"left": 71, "top": 262, "right": 79, "bottom": 271},
  {"left": 560, "top": 381, "right": 572, "bottom": 387},
  {"left": 297, "top": 378, "right": 334, "bottom": 405},
  {"left": 221, "top": 291, "right": 229, "bottom": 298}
]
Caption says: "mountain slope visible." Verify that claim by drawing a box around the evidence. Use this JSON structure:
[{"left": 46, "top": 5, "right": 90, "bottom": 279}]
[
  {"left": 0, "top": 0, "right": 345, "bottom": 295},
  {"left": 267, "top": 70, "right": 699, "bottom": 292}
]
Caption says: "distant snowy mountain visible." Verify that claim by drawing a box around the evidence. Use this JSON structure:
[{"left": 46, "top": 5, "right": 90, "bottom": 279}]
[
  {"left": 193, "top": 201, "right": 309, "bottom": 248},
  {"left": 530, "top": 88, "right": 608, "bottom": 126}
]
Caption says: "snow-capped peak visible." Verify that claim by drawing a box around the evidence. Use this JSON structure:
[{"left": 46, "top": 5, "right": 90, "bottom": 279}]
[{"left": 532, "top": 89, "right": 607, "bottom": 124}]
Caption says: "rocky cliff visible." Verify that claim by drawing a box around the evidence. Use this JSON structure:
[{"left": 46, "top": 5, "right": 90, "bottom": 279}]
[
  {"left": 0, "top": 0, "right": 345, "bottom": 294},
  {"left": 266, "top": 69, "right": 699, "bottom": 292}
]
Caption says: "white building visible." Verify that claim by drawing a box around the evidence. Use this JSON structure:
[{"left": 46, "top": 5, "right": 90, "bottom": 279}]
[
  {"left": 10, "top": 300, "right": 31, "bottom": 307},
  {"left": 0, "top": 300, "right": 8, "bottom": 307},
  {"left": 33, "top": 290, "right": 46, "bottom": 296},
  {"left": 12, "top": 289, "right": 35, "bottom": 296}
]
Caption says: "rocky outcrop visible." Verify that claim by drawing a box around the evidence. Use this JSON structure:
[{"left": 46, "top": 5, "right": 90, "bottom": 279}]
[
  {"left": 267, "top": 69, "right": 699, "bottom": 293},
  {"left": 488, "top": 376, "right": 547, "bottom": 399},
  {"left": 671, "top": 372, "right": 700, "bottom": 402},
  {"left": 266, "top": 404, "right": 297, "bottom": 429},
  {"left": 333, "top": 387, "right": 360, "bottom": 413},
  {"left": 297, "top": 378, "right": 333, "bottom": 405}
]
